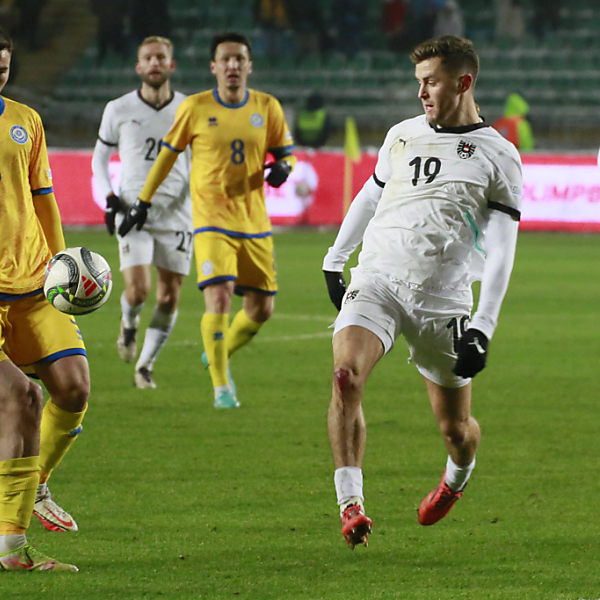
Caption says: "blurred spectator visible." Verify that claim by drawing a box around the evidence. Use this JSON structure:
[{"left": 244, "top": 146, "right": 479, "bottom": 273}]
[
  {"left": 410, "top": 0, "right": 440, "bottom": 45},
  {"left": 14, "top": 0, "right": 47, "bottom": 51},
  {"left": 531, "top": 0, "right": 561, "bottom": 42},
  {"left": 254, "top": 0, "right": 289, "bottom": 58},
  {"left": 130, "top": 0, "right": 170, "bottom": 46},
  {"left": 285, "top": 0, "right": 325, "bottom": 57},
  {"left": 494, "top": 0, "right": 525, "bottom": 41},
  {"left": 433, "top": 0, "right": 464, "bottom": 38},
  {"left": 293, "top": 92, "right": 331, "bottom": 148},
  {"left": 492, "top": 93, "right": 534, "bottom": 152},
  {"left": 331, "top": 0, "right": 367, "bottom": 58},
  {"left": 0, "top": 0, "right": 18, "bottom": 37},
  {"left": 90, "top": 0, "right": 129, "bottom": 65},
  {"left": 382, "top": 0, "right": 409, "bottom": 52}
]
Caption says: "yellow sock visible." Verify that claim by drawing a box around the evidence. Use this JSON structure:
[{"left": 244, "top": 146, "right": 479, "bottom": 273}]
[
  {"left": 201, "top": 313, "right": 229, "bottom": 387},
  {"left": 0, "top": 456, "right": 40, "bottom": 532},
  {"left": 227, "top": 310, "right": 263, "bottom": 357},
  {"left": 39, "top": 400, "right": 87, "bottom": 483}
]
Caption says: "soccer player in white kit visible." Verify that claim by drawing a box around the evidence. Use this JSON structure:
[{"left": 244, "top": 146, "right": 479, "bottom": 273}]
[
  {"left": 322, "top": 36, "right": 522, "bottom": 548},
  {"left": 92, "top": 36, "right": 192, "bottom": 389}
]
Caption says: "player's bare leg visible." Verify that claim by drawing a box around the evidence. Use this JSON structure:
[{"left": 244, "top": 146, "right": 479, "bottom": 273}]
[
  {"left": 202, "top": 282, "right": 238, "bottom": 408},
  {"left": 118, "top": 264, "right": 152, "bottom": 363},
  {"left": 135, "top": 266, "right": 184, "bottom": 389},
  {"left": 329, "top": 325, "right": 383, "bottom": 548},
  {"left": 418, "top": 378, "right": 480, "bottom": 525},
  {"left": 33, "top": 356, "right": 90, "bottom": 532},
  {"left": 225, "top": 290, "right": 274, "bottom": 357},
  {"left": 0, "top": 360, "right": 77, "bottom": 571}
]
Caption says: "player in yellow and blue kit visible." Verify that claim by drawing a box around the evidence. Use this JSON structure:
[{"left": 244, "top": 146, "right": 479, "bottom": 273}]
[
  {"left": 120, "top": 32, "right": 296, "bottom": 408},
  {"left": 0, "top": 28, "right": 87, "bottom": 572}
]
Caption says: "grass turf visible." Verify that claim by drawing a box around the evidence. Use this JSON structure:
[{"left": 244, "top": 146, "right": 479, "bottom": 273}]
[{"left": 3, "top": 230, "right": 599, "bottom": 600}]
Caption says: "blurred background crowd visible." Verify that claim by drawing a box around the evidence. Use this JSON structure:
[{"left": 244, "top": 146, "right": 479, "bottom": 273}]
[{"left": 0, "top": 0, "right": 595, "bottom": 150}]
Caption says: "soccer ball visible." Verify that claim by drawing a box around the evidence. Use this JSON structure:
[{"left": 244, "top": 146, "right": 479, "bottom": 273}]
[{"left": 44, "top": 247, "right": 113, "bottom": 315}]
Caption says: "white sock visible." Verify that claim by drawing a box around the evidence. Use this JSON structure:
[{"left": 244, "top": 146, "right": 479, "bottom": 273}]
[
  {"left": 0, "top": 534, "right": 27, "bottom": 554},
  {"left": 36, "top": 482, "right": 48, "bottom": 502},
  {"left": 334, "top": 466, "right": 364, "bottom": 509},
  {"left": 445, "top": 455, "right": 476, "bottom": 492},
  {"left": 136, "top": 309, "right": 178, "bottom": 371},
  {"left": 120, "top": 292, "right": 144, "bottom": 329}
]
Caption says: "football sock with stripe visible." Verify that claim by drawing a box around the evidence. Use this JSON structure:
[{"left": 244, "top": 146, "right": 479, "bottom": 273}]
[
  {"left": 38, "top": 400, "right": 87, "bottom": 484},
  {"left": 0, "top": 456, "right": 40, "bottom": 533},
  {"left": 136, "top": 308, "right": 178, "bottom": 371},
  {"left": 201, "top": 313, "right": 229, "bottom": 388},
  {"left": 445, "top": 455, "right": 476, "bottom": 492},
  {"left": 227, "top": 309, "right": 263, "bottom": 357},
  {"left": 120, "top": 292, "right": 144, "bottom": 329}
]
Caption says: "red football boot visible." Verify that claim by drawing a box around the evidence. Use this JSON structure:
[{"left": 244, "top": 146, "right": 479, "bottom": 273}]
[
  {"left": 341, "top": 503, "right": 373, "bottom": 549},
  {"left": 418, "top": 472, "right": 463, "bottom": 526}
]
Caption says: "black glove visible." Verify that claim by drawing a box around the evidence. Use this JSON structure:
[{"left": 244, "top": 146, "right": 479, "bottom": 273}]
[
  {"left": 104, "top": 193, "right": 123, "bottom": 235},
  {"left": 323, "top": 270, "right": 347, "bottom": 311},
  {"left": 265, "top": 159, "right": 292, "bottom": 188},
  {"left": 118, "top": 199, "right": 151, "bottom": 237},
  {"left": 453, "top": 328, "right": 489, "bottom": 378}
]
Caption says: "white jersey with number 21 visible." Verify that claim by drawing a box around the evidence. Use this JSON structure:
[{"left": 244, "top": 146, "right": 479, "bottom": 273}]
[{"left": 97, "top": 90, "right": 191, "bottom": 230}]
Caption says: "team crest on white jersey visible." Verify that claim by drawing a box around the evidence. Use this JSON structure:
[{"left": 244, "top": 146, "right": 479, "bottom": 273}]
[
  {"left": 10, "top": 125, "right": 28, "bottom": 144},
  {"left": 344, "top": 289, "right": 359, "bottom": 303},
  {"left": 456, "top": 139, "right": 476, "bottom": 159},
  {"left": 250, "top": 113, "right": 264, "bottom": 127}
]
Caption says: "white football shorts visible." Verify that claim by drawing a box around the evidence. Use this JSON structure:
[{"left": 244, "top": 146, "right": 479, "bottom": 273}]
[
  {"left": 334, "top": 267, "right": 473, "bottom": 388},
  {"left": 115, "top": 214, "right": 193, "bottom": 275}
]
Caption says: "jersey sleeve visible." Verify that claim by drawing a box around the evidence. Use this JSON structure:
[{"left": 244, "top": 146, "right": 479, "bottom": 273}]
[
  {"left": 373, "top": 124, "right": 399, "bottom": 187},
  {"left": 28, "top": 111, "right": 53, "bottom": 195},
  {"left": 162, "top": 97, "right": 195, "bottom": 152},
  {"left": 266, "top": 96, "right": 294, "bottom": 153},
  {"left": 97, "top": 101, "right": 119, "bottom": 147},
  {"left": 487, "top": 146, "right": 522, "bottom": 221}
]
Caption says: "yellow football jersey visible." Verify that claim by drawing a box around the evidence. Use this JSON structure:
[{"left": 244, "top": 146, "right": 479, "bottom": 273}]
[
  {"left": 0, "top": 95, "right": 53, "bottom": 296},
  {"left": 161, "top": 88, "right": 293, "bottom": 235}
]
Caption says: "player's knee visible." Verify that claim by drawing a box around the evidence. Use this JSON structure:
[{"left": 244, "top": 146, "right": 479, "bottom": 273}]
[
  {"left": 438, "top": 419, "right": 468, "bottom": 447},
  {"left": 251, "top": 303, "right": 273, "bottom": 323},
  {"left": 53, "top": 376, "right": 90, "bottom": 412},
  {"left": 157, "top": 296, "right": 177, "bottom": 315},
  {"left": 333, "top": 366, "right": 362, "bottom": 399},
  {"left": 0, "top": 378, "right": 43, "bottom": 423}
]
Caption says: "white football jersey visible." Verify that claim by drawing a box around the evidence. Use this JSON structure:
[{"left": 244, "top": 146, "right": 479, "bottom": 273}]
[
  {"left": 359, "top": 115, "right": 522, "bottom": 291},
  {"left": 97, "top": 90, "right": 191, "bottom": 228}
]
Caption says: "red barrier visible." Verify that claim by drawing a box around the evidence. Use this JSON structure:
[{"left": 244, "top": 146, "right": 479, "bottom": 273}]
[{"left": 48, "top": 149, "right": 600, "bottom": 231}]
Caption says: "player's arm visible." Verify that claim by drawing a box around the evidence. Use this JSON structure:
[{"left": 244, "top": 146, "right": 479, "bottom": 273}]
[
  {"left": 265, "top": 146, "right": 296, "bottom": 188},
  {"left": 119, "top": 98, "right": 192, "bottom": 236},
  {"left": 454, "top": 150, "right": 522, "bottom": 378},
  {"left": 264, "top": 96, "right": 296, "bottom": 188},
  {"left": 29, "top": 111, "right": 65, "bottom": 256},
  {"left": 118, "top": 144, "right": 179, "bottom": 236},
  {"left": 322, "top": 176, "right": 384, "bottom": 309},
  {"left": 92, "top": 137, "right": 122, "bottom": 235},
  {"left": 33, "top": 192, "right": 66, "bottom": 256},
  {"left": 322, "top": 125, "right": 396, "bottom": 310}
]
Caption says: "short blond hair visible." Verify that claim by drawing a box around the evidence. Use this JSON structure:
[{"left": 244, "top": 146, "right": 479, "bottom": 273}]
[{"left": 138, "top": 36, "right": 174, "bottom": 57}]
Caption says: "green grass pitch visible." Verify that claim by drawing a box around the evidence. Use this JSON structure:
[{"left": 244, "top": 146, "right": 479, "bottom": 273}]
[{"left": 4, "top": 229, "right": 599, "bottom": 600}]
